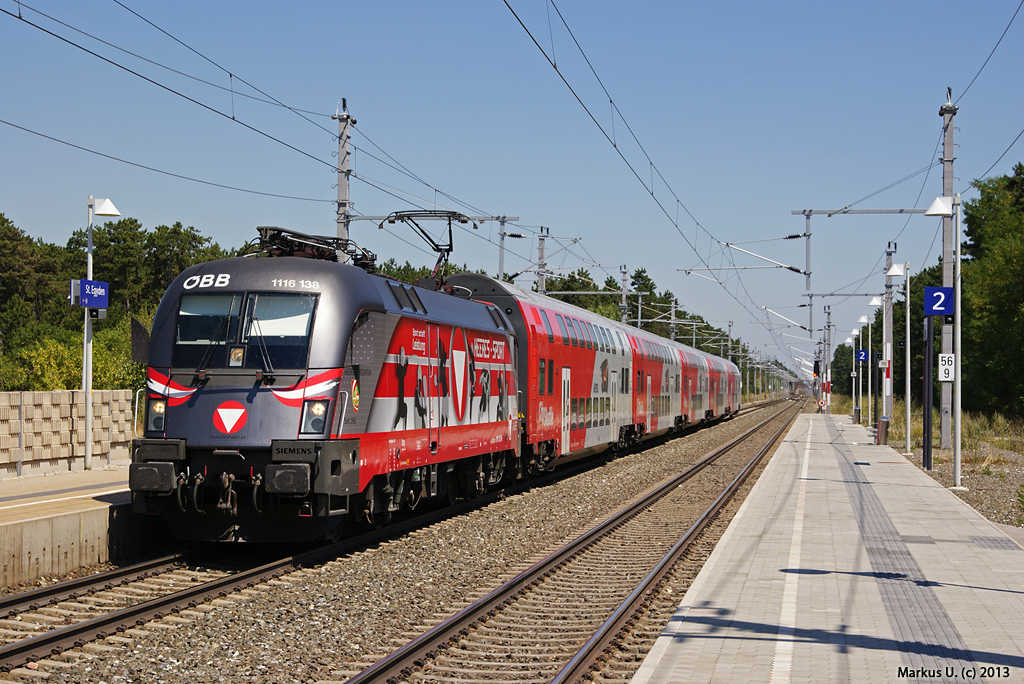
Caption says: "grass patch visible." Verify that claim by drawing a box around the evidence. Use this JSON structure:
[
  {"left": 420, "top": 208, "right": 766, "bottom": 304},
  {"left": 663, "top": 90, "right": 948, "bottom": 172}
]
[{"left": 830, "top": 394, "right": 1024, "bottom": 459}]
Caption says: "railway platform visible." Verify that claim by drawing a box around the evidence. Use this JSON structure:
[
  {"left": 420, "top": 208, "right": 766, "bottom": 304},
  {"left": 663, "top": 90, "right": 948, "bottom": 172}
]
[
  {"left": 0, "top": 465, "right": 163, "bottom": 588},
  {"left": 631, "top": 413, "right": 1024, "bottom": 684}
]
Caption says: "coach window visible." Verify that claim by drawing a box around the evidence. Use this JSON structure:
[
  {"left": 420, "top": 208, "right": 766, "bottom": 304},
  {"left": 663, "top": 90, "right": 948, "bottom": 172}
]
[
  {"left": 588, "top": 322, "right": 603, "bottom": 352},
  {"left": 554, "top": 313, "right": 570, "bottom": 344},
  {"left": 570, "top": 319, "right": 582, "bottom": 347},
  {"left": 539, "top": 310, "right": 555, "bottom": 343},
  {"left": 539, "top": 359, "right": 546, "bottom": 395},
  {"left": 548, "top": 358, "right": 555, "bottom": 395},
  {"left": 589, "top": 321, "right": 602, "bottom": 350},
  {"left": 572, "top": 319, "right": 585, "bottom": 349},
  {"left": 566, "top": 318, "right": 578, "bottom": 346},
  {"left": 604, "top": 327, "right": 615, "bottom": 354},
  {"left": 570, "top": 399, "right": 578, "bottom": 430},
  {"left": 581, "top": 321, "right": 593, "bottom": 350}
]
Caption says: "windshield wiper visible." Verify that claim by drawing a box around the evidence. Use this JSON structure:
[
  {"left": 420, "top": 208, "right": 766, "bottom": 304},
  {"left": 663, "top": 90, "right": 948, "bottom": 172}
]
[
  {"left": 249, "top": 316, "right": 276, "bottom": 377},
  {"left": 194, "top": 316, "right": 230, "bottom": 379}
]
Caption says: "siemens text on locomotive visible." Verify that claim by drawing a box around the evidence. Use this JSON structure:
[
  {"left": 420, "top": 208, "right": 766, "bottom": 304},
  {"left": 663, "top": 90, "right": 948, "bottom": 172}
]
[{"left": 129, "top": 226, "right": 741, "bottom": 542}]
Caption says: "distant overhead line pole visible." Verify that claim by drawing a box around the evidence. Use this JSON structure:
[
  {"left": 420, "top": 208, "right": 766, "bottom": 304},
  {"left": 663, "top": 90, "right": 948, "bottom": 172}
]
[
  {"left": 939, "top": 92, "right": 959, "bottom": 449},
  {"left": 332, "top": 100, "right": 355, "bottom": 253}
]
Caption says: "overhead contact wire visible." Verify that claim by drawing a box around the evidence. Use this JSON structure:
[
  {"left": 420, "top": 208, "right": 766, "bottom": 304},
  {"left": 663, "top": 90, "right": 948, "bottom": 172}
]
[
  {"left": 0, "top": 118, "right": 332, "bottom": 203},
  {"left": 1, "top": 8, "right": 338, "bottom": 172}
]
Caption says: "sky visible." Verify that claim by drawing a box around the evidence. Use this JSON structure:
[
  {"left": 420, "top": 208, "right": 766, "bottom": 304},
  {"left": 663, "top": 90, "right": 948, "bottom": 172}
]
[{"left": 2, "top": 1, "right": 1022, "bottom": 381}]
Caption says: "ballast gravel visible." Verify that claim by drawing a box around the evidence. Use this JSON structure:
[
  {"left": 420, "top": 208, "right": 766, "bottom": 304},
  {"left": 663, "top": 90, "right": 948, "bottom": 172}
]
[{"left": 40, "top": 408, "right": 777, "bottom": 684}]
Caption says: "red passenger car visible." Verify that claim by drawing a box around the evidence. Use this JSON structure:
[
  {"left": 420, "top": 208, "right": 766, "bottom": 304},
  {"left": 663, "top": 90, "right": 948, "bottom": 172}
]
[{"left": 448, "top": 276, "right": 741, "bottom": 471}]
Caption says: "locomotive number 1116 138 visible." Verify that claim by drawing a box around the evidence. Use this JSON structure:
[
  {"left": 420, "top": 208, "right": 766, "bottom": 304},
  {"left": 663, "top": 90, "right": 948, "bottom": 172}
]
[{"left": 270, "top": 279, "right": 320, "bottom": 289}]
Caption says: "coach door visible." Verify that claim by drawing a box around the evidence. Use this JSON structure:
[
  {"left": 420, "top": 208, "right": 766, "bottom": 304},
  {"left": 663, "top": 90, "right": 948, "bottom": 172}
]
[
  {"left": 609, "top": 370, "right": 618, "bottom": 434},
  {"left": 561, "top": 367, "right": 571, "bottom": 455},
  {"left": 646, "top": 374, "right": 653, "bottom": 431},
  {"left": 428, "top": 325, "right": 441, "bottom": 453}
]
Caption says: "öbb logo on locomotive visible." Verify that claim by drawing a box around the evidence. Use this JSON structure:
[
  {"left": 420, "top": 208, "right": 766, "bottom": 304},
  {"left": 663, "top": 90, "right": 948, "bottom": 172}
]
[{"left": 129, "top": 226, "right": 741, "bottom": 543}]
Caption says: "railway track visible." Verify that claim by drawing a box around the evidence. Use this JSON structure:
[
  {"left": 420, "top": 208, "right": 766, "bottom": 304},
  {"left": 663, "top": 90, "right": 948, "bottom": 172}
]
[
  {"left": 0, "top": 545, "right": 290, "bottom": 674},
  {"left": 335, "top": 399, "right": 801, "bottom": 683},
  {"left": 0, "top": 400, "right": 788, "bottom": 678}
]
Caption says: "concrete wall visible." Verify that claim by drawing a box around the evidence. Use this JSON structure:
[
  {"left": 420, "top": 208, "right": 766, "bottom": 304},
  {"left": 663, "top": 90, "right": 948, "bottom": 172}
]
[
  {"left": 0, "top": 390, "right": 135, "bottom": 479},
  {"left": 0, "top": 502, "right": 171, "bottom": 587}
]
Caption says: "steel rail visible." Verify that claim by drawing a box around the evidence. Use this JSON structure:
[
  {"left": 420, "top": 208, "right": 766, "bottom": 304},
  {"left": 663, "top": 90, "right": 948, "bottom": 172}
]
[
  {"left": 343, "top": 400, "right": 799, "bottom": 683},
  {"left": 0, "top": 548, "right": 207, "bottom": 619},
  {"left": 551, "top": 399, "right": 803, "bottom": 683}
]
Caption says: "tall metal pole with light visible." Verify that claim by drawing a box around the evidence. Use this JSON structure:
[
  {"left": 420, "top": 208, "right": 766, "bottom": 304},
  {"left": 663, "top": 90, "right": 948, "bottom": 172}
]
[
  {"left": 850, "top": 331, "right": 859, "bottom": 420},
  {"left": 865, "top": 297, "right": 882, "bottom": 430},
  {"left": 858, "top": 315, "right": 869, "bottom": 425},
  {"left": 886, "top": 262, "right": 912, "bottom": 453},
  {"left": 901, "top": 263, "right": 912, "bottom": 454},
  {"left": 925, "top": 194, "right": 964, "bottom": 487},
  {"left": 83, "top": 196, "right": 120, "bottom": 470},
  {"left": 846, "top": 336, "right": 855, "bottom": 417}
]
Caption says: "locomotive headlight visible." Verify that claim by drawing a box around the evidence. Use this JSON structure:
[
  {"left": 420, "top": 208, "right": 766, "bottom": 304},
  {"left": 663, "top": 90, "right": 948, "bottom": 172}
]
[
  {"left": 301, "top": 400, "right": 330, "bottom": 434},
  {"left": 147, "top": 399, "right": 167, "bottom": 432}
]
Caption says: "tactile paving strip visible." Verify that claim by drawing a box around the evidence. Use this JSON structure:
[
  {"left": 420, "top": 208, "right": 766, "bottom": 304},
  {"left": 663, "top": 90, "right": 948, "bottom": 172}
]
[{"left": 826, "top": 417, "right": 975, "bottom": 682}]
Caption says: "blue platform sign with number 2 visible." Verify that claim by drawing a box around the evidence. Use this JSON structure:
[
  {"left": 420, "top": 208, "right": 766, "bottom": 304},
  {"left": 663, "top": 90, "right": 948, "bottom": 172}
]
[{"left": 924, "top": 286, "right": 954, "bottom": 315}]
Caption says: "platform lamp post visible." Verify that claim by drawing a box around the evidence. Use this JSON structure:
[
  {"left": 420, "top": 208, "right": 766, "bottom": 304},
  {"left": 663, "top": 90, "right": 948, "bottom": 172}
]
[
  {"left": 83, "top": 196, "right": 120, "bottom": 470},
  {"left": 887, "top": 262, "right": 912, "bottom": 455},
  {"left": 855, "top": 321, "right": 867, "bottom": 425},
  {"left": 925, "top": 194, "right": 964, "bottom": 488},
  {"left": 848, "top": 334, "right": 857, "bottom": 422},
  {"left": 868, "top": 297, "right": 882, "bottom": 432}
]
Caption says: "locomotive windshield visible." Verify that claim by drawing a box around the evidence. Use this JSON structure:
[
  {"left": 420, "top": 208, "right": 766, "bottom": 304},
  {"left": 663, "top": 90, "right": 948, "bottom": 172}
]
[{"left": 173, "top": 292, "right": 318, "bottom": 370}]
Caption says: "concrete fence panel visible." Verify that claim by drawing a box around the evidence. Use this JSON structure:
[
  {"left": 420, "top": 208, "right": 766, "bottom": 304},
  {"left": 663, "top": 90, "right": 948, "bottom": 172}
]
[{"left": 0, "top": 390, "right": 135, "bottom": 479}]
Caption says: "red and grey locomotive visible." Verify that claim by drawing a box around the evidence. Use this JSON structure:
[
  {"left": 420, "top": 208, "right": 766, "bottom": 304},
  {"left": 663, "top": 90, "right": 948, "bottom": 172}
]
[{"left": 130, "top": 225, "right": 740, "bottom": 542}]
